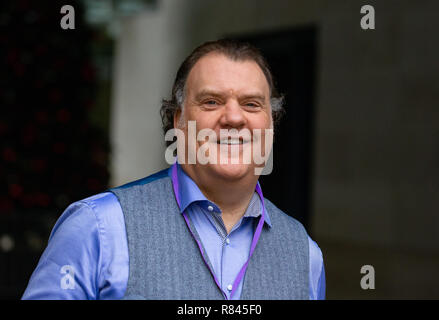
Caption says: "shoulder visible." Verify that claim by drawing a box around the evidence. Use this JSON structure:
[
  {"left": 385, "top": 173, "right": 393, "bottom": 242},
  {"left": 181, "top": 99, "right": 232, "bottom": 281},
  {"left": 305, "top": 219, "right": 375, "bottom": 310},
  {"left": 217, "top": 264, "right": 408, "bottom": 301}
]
[
  {"left": 263, "top": 197, "right": 308, "bottom": 235},
  {"left": 49, "top": 192, "right": 122, "bottom": 240},
  {"left": 308, "top": 236, "right": 324, "bottom": 274},
  {"left": 111, "top": 168, "right": 170, "bottom": 191},
  {"left": 79, "top": 192, "right": 122, "bottom": 212},
  {"left": 263, "top": 198, "right": 326, "bottom": 298},
  {"left": 263, "top": 198, "right": 324, "bottom": 266},
  {"left": 109, "top": 168, "right": 174, "bottom": 212},
  {"left": 22, "top": 192, "right": 122, "bottom": 300}
]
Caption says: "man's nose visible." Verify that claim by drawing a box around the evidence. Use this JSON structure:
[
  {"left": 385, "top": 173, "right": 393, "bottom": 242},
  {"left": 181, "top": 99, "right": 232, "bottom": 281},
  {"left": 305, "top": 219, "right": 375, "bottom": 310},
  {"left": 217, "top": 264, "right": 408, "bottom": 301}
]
[{"left": 219, "top": 99, "right": 246, "bottom": 128}]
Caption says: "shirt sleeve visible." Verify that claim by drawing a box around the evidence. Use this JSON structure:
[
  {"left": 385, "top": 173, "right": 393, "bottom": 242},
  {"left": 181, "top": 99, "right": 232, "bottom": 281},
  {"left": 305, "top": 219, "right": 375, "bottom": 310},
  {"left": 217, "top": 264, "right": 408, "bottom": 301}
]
[
  {"left": 308, "top": 236, "right": 326, "bottom": 300},
  {"left": 21, "top": 200, "right": 103, "bottom": 300}
]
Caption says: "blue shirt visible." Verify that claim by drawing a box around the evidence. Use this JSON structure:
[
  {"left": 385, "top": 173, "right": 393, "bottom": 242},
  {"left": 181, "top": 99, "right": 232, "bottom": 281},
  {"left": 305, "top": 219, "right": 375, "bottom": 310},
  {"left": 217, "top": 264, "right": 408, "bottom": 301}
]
[{"left": 22, "top": 166, "right": 325, "bottom": 300}]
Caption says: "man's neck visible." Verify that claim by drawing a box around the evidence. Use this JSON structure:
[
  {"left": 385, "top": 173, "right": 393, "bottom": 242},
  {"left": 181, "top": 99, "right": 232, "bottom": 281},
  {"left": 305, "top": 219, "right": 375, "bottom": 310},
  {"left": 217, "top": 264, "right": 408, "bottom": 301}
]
[{"left": 181, "top": 165, "right": 258, "bottom": 233}]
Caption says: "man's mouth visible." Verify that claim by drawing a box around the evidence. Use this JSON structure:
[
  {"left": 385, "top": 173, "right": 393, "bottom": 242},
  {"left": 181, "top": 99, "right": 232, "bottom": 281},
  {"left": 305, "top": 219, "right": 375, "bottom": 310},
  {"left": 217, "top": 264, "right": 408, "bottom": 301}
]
[{"left": 217, "top": 137, "right": 250, "bottom": 145}]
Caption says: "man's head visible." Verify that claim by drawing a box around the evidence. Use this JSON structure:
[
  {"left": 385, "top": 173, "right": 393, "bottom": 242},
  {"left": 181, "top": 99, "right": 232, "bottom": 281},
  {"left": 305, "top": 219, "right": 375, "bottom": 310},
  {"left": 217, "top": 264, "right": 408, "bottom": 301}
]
[
  {"left": 161, "top": 39, "right": 284, "bottom": 182},
  {"left": 161, "top": 39, "right": 284, "bottom": 136}
]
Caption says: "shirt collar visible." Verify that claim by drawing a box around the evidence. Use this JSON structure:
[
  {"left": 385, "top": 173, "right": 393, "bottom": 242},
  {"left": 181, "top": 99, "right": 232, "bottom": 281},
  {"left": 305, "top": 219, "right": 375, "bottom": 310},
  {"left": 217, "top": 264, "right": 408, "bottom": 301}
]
[{"left": 168, "top": 162, "right": 272, "bottom": 228}]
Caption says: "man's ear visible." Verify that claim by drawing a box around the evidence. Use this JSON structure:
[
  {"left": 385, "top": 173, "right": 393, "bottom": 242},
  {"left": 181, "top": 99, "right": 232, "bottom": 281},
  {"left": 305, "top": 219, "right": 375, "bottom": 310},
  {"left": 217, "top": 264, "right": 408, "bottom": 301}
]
[{"left": 174, "top": 108, "right": 182, "bottom": 129}]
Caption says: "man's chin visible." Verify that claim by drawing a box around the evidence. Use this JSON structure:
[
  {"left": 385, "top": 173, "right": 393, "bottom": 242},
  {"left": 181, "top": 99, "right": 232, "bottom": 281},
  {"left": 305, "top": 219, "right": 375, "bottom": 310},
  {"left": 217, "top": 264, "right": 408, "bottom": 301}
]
[{"left": 206, "top": 163, "right": 254, "bottom": 181}]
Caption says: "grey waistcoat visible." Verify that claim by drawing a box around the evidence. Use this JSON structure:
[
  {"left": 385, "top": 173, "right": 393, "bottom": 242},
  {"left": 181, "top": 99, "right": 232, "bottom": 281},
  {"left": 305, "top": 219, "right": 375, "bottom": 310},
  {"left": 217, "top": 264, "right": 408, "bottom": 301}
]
[{"left": 110, "top": 171, "right": 309, "bottom": 300}]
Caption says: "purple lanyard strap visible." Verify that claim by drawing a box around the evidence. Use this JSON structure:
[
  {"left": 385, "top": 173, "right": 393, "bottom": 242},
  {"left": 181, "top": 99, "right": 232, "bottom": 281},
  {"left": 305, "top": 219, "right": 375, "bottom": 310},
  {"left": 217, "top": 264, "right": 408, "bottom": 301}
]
[{"left": 171, "top": 163, "right": 266, "bottom": 300}]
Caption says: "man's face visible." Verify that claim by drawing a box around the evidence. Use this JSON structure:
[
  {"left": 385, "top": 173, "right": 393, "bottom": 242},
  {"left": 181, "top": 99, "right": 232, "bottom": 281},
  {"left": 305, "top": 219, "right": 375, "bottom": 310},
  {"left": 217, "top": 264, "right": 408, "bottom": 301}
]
[{"left": 174, "top": 52, "right": 273, "bottom": 182}]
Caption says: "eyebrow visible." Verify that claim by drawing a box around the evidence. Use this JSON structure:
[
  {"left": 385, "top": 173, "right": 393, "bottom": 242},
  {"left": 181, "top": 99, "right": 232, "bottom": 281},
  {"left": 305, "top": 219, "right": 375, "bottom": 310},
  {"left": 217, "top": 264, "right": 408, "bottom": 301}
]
[
  {"left": 194, "top": 89, "right": 224, "bottom": 101},
  {"left": 194, "top": 89, "right": 267, "bottom": 102}
]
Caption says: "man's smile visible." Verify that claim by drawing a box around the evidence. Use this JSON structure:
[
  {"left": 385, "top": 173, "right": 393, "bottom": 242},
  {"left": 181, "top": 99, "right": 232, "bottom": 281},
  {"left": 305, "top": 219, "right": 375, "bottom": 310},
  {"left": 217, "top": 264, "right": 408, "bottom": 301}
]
[{"left": 217, "top": 137, "right": 250, "bottom": 145}]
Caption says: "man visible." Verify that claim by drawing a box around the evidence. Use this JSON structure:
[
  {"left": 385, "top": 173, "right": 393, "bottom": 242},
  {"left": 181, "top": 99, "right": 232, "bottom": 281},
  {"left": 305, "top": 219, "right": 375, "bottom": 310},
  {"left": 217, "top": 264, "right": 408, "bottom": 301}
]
[{"left": 22, "top": 39, "right": 325, "bottom": 300}]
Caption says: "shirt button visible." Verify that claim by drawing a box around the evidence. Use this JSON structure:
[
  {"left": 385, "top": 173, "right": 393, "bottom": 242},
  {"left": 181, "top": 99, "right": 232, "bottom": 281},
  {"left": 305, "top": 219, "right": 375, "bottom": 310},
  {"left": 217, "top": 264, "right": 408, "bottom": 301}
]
[
  {"left": 225, "top": 238, "right": 230, "bottom": 245},
  {"left": 227, "top": 284, "right": 233, "bottom": 291},
  {"left": 207, "top": 205, "right": 214, "bottom": 212}
]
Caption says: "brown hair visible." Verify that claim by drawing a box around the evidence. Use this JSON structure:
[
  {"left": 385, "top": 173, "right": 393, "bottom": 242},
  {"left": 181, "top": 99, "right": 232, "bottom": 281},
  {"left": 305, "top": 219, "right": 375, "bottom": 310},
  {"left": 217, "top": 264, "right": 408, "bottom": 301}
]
[{"left": 160, "top": 39, "right": 285, "bottom": 141}]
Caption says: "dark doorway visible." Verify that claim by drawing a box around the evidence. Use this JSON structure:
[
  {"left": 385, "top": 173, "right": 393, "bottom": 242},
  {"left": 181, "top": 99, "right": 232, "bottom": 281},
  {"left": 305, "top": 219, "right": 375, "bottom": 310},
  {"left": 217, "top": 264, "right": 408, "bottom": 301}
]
[{"left": 230, "top": 26, "right": 318, "bottom": 232}]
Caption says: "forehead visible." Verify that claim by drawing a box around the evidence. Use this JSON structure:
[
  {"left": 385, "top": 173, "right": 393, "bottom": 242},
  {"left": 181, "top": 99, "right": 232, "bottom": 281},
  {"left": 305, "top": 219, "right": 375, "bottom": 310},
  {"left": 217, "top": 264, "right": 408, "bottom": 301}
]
[{"left": 185, "top": 53, "right": 270, "bottom": 97}]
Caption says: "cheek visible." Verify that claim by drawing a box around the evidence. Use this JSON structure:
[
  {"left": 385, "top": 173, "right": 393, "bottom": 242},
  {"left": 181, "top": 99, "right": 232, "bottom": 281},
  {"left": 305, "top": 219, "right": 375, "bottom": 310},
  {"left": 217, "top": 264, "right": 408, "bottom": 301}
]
[
  {"left": 197, "top": 117, "right": 217, "bottom": 130},
  {"left": 191, "top": 110, "right": 221, "bottom": 130},
  {"left": 248, "top": 112, "right": 272, "bottom": 130}
]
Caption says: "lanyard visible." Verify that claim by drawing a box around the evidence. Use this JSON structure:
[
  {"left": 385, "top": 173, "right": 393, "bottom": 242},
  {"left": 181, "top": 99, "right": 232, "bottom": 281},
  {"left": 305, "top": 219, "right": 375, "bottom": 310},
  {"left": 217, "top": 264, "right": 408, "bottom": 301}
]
[{"left": 171, "top": 163, "right": 266, "bottom": 299}]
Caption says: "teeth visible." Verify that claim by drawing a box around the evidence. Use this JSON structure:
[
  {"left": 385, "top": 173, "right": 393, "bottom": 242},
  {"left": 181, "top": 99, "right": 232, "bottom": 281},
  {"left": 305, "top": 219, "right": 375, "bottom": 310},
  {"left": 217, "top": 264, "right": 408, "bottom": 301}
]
[{"left": 219, "top": 138, "right": 243, "bottom": 145}]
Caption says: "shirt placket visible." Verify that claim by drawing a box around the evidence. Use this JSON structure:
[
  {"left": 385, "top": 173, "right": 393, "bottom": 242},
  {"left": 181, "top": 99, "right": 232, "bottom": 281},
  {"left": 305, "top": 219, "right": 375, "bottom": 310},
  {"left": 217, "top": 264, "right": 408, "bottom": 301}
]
[{"left": 206, "top": 207, "right": 248, "bottom": 299}]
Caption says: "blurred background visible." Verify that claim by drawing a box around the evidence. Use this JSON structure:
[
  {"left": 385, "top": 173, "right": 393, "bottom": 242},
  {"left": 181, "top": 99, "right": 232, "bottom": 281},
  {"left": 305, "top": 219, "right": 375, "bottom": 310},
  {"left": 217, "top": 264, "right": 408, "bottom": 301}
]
[{"left": 1, "top": 0, "right": 438, "bottom": 299}]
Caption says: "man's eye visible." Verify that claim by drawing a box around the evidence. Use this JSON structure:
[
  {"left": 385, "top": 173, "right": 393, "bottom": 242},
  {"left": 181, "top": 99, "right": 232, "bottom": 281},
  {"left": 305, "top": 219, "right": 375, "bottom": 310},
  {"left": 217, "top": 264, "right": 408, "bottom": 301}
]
[
  {"left": 245, "top": 102, "right": 259, "bottom": 108},
  {"left": 205, "top": 100, "right": 218, "bottom": 105}
]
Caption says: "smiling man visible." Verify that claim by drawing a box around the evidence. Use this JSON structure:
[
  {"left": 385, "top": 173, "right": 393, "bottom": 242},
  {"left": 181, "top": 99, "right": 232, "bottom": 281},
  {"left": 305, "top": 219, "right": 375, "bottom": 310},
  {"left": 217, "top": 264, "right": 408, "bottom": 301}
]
[
  {"left": 22, "top": 39, "right": 325, "bottom": 300},
  {"left": 173, "top": 50, "right": 274, "bottom": 233}
]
